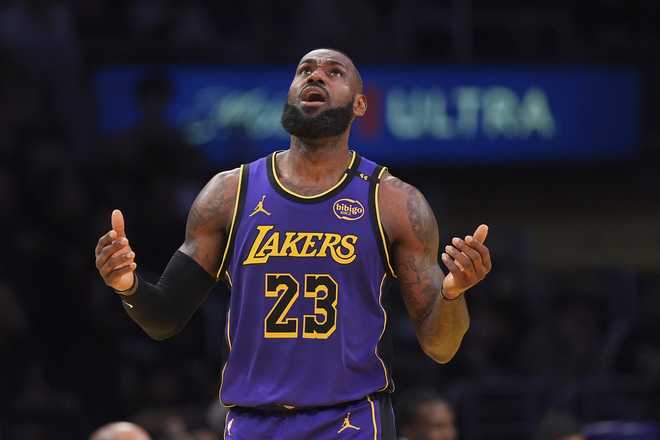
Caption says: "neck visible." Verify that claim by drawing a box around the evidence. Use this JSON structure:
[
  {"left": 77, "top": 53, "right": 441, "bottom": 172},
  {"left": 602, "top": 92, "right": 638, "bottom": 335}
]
[{"left": 283, "top": 131, "right": 352, "bottom": 180}]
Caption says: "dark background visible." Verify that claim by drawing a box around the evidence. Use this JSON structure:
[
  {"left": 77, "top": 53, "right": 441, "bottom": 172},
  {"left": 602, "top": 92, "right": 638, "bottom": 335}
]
[{"left": 1, "top": 0, "right": 659, "bottom": 439}]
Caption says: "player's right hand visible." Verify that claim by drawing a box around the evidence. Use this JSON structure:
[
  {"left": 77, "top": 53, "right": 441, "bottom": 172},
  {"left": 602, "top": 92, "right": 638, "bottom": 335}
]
[{"left": 95, "top": 209, "right": 137, "bottom": 293}]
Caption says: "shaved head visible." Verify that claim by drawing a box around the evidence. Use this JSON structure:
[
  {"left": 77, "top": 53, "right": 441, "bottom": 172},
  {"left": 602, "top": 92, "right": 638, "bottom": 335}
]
[{"left": 90, "top": 422, "right": 151, "bottom": 440}]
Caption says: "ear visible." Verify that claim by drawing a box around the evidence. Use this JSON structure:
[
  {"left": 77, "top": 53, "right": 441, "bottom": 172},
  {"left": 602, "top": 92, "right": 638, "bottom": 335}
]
[{"left": 353, "top": 94, "right": 367, "bottom": 117}]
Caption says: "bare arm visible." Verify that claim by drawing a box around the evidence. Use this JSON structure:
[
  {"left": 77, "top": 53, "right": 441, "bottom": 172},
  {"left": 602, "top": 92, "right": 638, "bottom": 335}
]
[
  {"left": 379, "top": 172, "right": 491, "bottom": 363},
  {"left": 179, "top": 168, "right": 241, "bottom": 276}
]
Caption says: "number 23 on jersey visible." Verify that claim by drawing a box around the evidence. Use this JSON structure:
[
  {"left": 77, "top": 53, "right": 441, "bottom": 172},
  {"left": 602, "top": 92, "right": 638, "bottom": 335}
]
[{"left": 264, "top": 273, "right": 338, "bottom": 339}]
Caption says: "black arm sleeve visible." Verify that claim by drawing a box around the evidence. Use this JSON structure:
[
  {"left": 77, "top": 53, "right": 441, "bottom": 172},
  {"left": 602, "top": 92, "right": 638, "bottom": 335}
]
[{"left": 119, "top": 250, "right": 216, "bottom": 340}]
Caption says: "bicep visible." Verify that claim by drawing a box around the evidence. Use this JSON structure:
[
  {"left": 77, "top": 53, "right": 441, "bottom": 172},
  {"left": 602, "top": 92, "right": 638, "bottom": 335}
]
[
  {"left": 179, "top": 169, "right": 240, "bottom": 277},
  {"left": 380, "top": 176, "right": 444, "bottom": 325}
]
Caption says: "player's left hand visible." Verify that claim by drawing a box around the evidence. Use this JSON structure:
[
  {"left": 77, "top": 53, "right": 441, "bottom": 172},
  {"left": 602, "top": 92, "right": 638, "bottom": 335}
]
[{"left": 441, "top": 224, "right": 491, "bottom": 299}]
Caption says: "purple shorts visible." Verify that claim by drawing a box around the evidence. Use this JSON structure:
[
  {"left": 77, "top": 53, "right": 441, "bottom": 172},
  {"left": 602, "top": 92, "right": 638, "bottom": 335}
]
[{"left": 223, "top": 393, "right": 396, "bottom": 440}]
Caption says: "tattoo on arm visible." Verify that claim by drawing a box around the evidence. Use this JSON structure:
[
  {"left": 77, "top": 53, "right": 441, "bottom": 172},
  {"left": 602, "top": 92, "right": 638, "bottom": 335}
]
[
  {"left": 382, "top": 176, "right": 444, "bottom": 325},
  {"left": 180, "top": 169, "right": 240, "bottom": 276},
  {"left": 406, "top": 184, "right": 438, "bottom": 254}
]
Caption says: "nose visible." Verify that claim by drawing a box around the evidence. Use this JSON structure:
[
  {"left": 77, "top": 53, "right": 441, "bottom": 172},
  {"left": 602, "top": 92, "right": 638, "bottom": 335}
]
[{"left": 306, "top": 68, "right": 326, "bottom": 85}]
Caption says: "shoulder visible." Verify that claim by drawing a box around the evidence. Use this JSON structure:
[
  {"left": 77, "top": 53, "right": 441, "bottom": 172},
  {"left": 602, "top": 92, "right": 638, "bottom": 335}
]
[
  {"left": 379, "top": 170, "right": 420, "bottom": 200},
  {"left": 205, "top": 167, "right": 242, "bottom": 197},
  {"left": 197, "top": 167, "right": 242, "bottom": 213},
  {"left": 379, "top": 170, "right": 429, "bottom": 217},
  {"left": 378, "top": 170, "right": 436, "bottom": 244},
  {"left": 187, "top": 167, "right": 242, "bottom": 234}
]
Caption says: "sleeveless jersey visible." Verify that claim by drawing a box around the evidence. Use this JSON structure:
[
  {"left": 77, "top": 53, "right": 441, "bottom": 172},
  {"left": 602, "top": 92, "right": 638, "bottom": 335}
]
[{"left": 218, "top": 150, "right": 396, "bottom": 408}]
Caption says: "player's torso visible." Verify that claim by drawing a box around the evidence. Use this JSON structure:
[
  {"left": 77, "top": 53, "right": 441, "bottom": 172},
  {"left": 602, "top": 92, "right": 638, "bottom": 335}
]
[{"left": 219, "top": 151, "right": 395, "bottom": 408}]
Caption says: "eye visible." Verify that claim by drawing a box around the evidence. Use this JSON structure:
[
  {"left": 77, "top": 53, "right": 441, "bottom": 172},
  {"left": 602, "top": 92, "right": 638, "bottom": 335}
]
[
  {"left": 298, "top": 67, "right": 312, "bottom": 76},
  {"left": 329, "top": 69, "right": 343, "bottom": 77}
]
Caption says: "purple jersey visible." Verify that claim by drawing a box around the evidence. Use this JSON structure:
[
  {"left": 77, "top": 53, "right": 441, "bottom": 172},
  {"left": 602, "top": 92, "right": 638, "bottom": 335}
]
[{"left": 218, "top": 150, "right": 396, "bottom": 408}]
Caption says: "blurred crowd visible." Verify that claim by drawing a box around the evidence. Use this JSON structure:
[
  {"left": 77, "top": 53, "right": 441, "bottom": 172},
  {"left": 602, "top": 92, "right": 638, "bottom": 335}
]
[
  {"left": 1, "top": 0, "right": 659, "bottom": 65},
  {"left": 0, "top": 44, "right": 219, "bottom": 437},
  {"left": 1, "top": 0, "right": 659, "bottom": 439}
]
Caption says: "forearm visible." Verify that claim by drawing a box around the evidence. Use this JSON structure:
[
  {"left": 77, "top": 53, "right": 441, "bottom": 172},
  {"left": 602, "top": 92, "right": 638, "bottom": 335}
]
[
  {"left": 378, "top": 172, "right": 487, "bottom": 364},
  {"left": 415, "top": 292, "right": 470, "bottom": 363},
  {"left": 119, "top": 250, "right": 215, "bottom": 340}
]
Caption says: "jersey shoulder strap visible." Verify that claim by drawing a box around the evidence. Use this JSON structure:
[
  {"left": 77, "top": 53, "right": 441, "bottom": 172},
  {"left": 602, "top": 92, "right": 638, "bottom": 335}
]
[
  {"left": 356, "top": 156, "right": 397, "bottom": 278},
  {"left": 216, "top": 162, "right": 250, "bottom": 280}
]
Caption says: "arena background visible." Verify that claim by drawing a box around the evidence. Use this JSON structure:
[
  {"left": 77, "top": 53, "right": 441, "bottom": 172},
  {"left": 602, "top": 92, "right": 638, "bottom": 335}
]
[{"left": 1, "top": 0, "right": 659, "bottom": 438}]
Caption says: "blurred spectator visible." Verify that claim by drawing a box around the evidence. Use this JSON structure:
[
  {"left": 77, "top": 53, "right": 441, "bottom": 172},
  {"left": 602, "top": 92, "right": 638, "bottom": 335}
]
[
  {"left": 133, "top": 406, "right": 219, "bottom": 440},
  {"left": 535, "top": 411, "right": 585, "bottom": 440},
  {"left": 205, "top": 400, "right": 229, "bottom": 435},
  {"left": 397, "top": 390, "right": 457, "bottom": 440},
  {"left": 459, "top": 299, "right": 519, "bottom": 378},
  {"left": 520, "top": 294, "right": 603, "bottom": 380},
  {"left": 90, "top": 421, "right": 151, "bottom": 440}
]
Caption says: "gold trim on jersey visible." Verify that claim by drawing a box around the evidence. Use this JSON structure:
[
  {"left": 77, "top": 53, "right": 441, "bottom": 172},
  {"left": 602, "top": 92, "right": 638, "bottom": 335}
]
[
  {"left": 216, "top": 164, "right": 245, "bottom": 279},
  {"left": 218, "top": 292, "right": 236, "bottom": 407},
  {"left": 223, "top": 409, "right": 230, "bottom": 440},
  {"left": 271, "top": 150, "right": 357, "bottom": 199},
  {"left": 218, "top": 361, "right": 236, "bottom": 408},
  {"left": 375, "top": 273, "right": 390, "bottom": 392},
  {"left": 226, "top": 309, "right": 232, "bottom": 350},
  {"left": 375, "top": 167, "right": 397, "bottom": 278},
  {"left": 367, "top": 395, "right": 378, "bottom": 440}
]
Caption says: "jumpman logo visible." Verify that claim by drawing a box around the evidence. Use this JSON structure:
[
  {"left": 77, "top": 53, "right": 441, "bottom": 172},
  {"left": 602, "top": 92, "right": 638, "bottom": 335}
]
[
  {"left": 249, "top": 195, "right": 271, "bottom": 217},
  {"left": 337, "top": 412, "right": 360, "bottom": 434}
]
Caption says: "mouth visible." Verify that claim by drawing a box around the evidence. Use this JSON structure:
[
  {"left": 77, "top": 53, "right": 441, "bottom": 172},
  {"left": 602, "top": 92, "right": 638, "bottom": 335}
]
[{"left": 299, "top": 86, "right": 328, "bottom": 107}]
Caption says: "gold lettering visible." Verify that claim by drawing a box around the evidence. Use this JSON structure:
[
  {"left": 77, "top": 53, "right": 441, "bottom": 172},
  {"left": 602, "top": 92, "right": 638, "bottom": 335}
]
[
  {"left": 242, "top": 225, "right": 274, "bottom": 265},
  {"left": 300, "top": 233, "right": 324, "bottom": 257},
  {"left": 317, "top": 234, "right": 342, "bottom": 257},
  {"left": 258, "top": 232, "right": 280, "bottom": 258},
  {"left": 331, "top": 235, "right": 358, "bottom": 264},
  {"left": 280, "top": 232, "right": 306, "bottom": 257},
  {"left": 243, "top": 227, "right": 358, "bottom": 265}
]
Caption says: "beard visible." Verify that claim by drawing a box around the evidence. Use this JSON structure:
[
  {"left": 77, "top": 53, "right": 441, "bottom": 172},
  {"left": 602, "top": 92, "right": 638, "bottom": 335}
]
[{"left": 281, "top": 99, "right": 354, "bottom": 140}]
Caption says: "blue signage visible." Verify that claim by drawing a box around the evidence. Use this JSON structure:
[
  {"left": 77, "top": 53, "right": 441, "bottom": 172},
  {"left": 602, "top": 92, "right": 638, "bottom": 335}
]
[{"left": 95, "top": 66, "right": 640, "bottom": 165}]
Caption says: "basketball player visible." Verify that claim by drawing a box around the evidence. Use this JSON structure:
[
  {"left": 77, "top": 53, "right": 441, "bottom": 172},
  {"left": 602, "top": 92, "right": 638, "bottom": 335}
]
[{"left": 94, "top": 49, "right": 492, "bottom": 439}]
